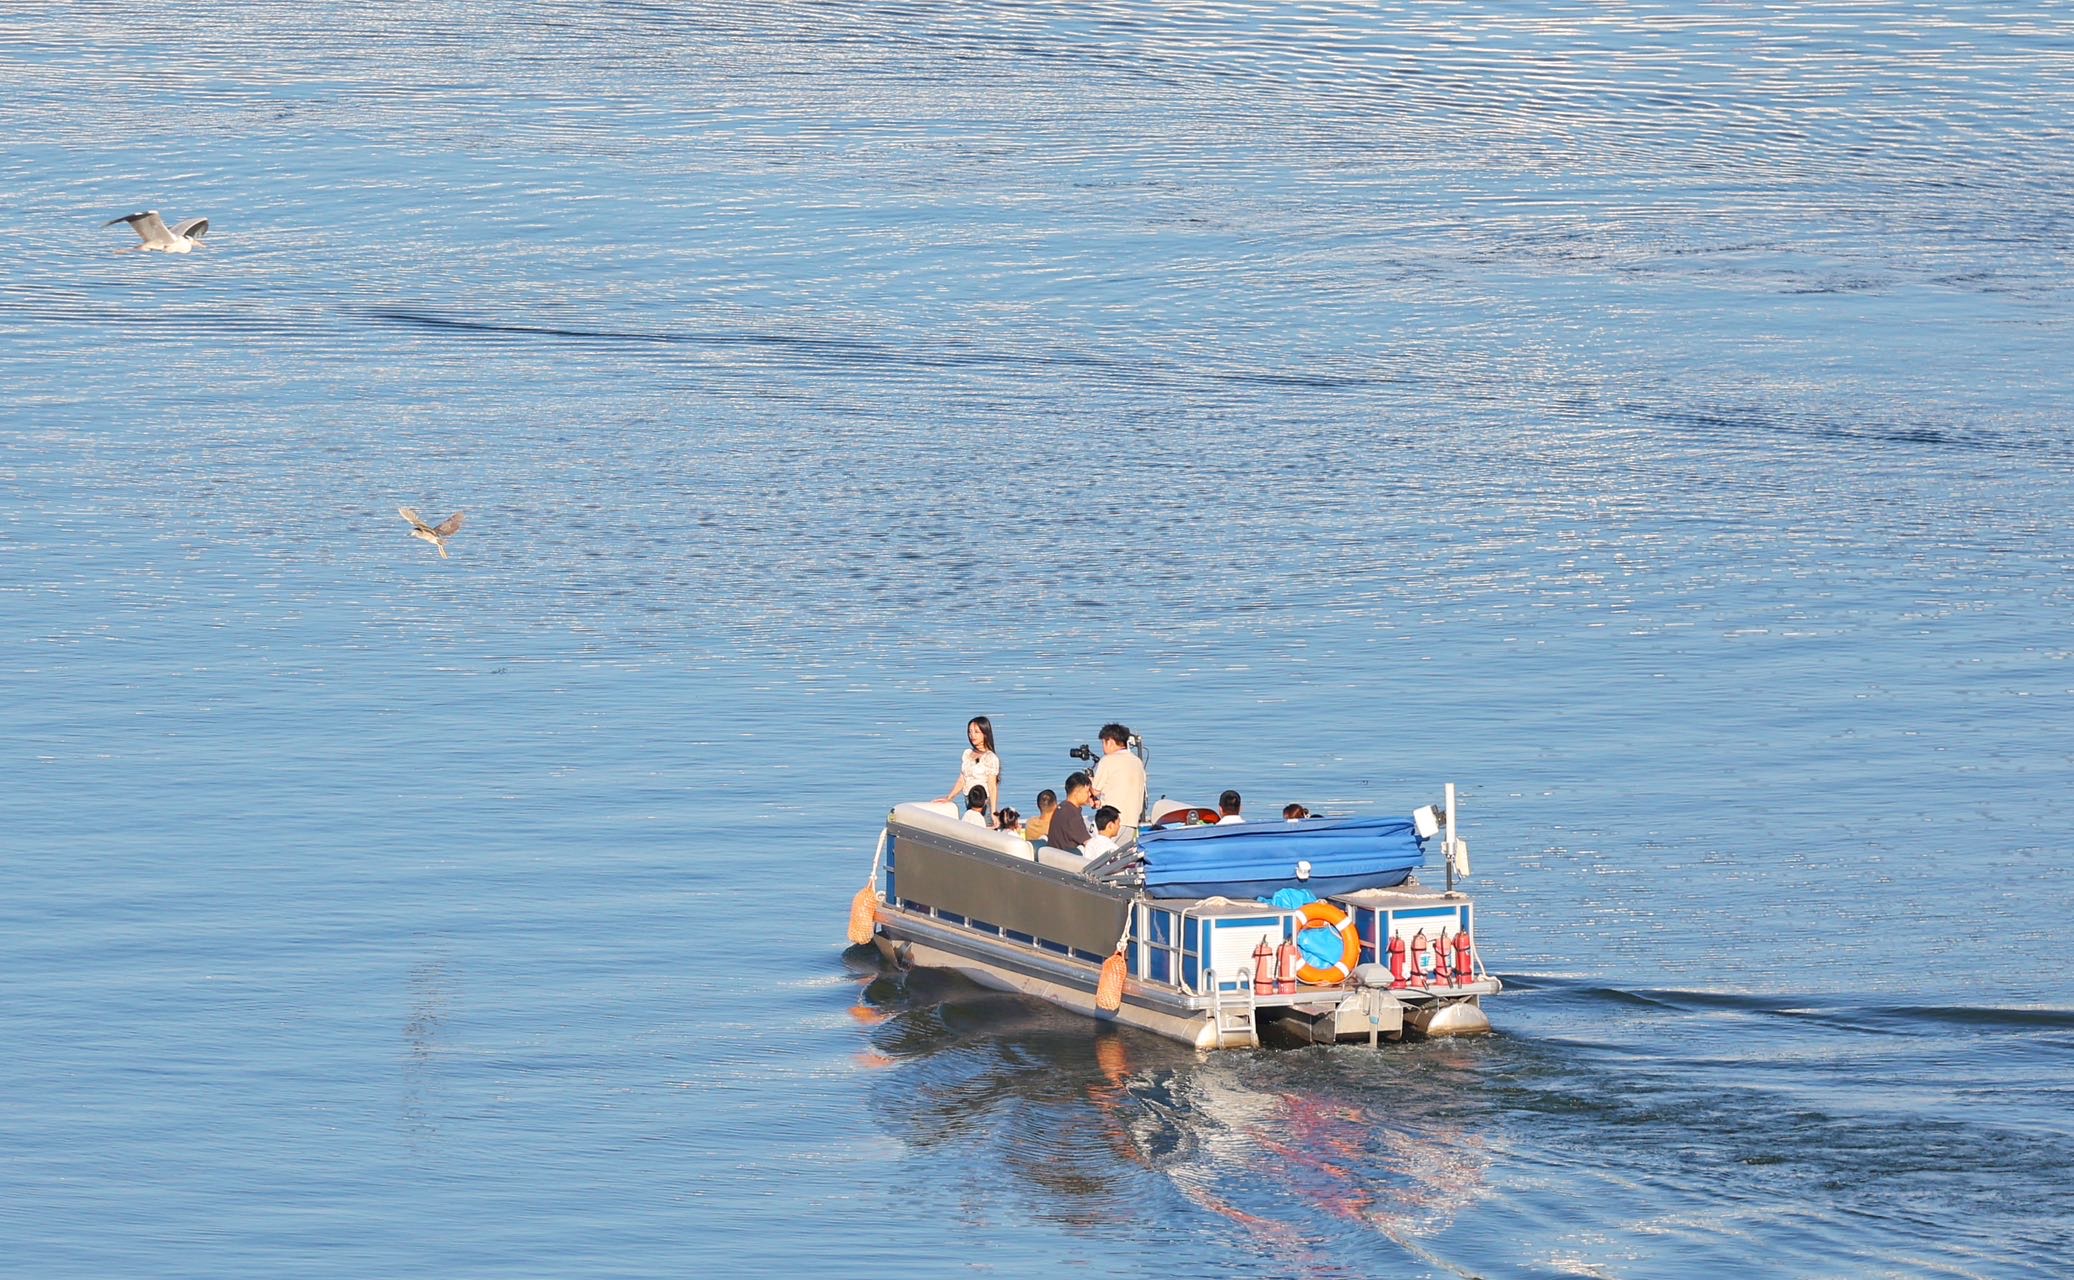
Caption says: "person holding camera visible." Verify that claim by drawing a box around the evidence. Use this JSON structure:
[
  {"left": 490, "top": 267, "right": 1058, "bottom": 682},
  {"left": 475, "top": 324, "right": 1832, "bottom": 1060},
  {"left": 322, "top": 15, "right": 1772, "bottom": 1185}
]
[{"left": 1091, "top": 723, "right": 1146, "bottom": 844}]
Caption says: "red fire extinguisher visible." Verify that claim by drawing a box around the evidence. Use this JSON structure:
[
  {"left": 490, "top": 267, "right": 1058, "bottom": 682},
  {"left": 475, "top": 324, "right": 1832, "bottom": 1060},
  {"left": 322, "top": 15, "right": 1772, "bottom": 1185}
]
[
  {"left": 1454, "top": 930, "right": 1475, "bottom": 984},
  {"left": 1408, "top": 930, "right": 1430, "bottom": 988},
  {"left": 1387, "top": 932, "right": 1407, "bottom": 989},
  {"left": 1252, "top": 938, "right": 1274, "bottom": 997},
  {"left": 1431, "top": 929, "right": 1454, "bottom": 986},
  {"left": 1274, "top": 935, "right": 1301, "bottom": 995}
]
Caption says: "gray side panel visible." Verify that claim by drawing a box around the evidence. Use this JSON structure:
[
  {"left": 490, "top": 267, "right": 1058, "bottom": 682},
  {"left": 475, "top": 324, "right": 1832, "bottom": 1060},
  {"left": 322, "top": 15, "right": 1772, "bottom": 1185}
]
[{"left": 894, "top": 835, "right": 1130, "bottom": 955}]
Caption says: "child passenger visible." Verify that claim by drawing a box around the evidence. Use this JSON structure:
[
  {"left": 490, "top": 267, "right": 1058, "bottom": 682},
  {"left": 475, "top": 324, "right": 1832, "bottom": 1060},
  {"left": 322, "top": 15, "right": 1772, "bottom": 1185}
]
[
  {"left": 994, "top": 807, "right": 1035, "bottom": 862},
  {"left": 961, "top": 785, "right": 991, "bottom": 826}
]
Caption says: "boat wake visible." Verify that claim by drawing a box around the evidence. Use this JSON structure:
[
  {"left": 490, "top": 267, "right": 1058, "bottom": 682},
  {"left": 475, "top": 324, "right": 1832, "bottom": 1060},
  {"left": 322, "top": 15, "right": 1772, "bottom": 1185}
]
[
  {"left": 1505, "top": 973, "right": 2074, "bottom": 1035},
  {"left": 848, "top": 965, "right": 2074, "bottom": 1277}
]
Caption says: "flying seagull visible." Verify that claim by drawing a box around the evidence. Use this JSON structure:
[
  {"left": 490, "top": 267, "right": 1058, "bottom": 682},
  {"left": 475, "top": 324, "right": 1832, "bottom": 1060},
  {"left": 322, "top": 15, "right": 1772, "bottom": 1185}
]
[
  {"left": 105, "top": 211, "right": 209, "bottom": 253},
  {"left": 399, "top": 507, "right": 465, "bottom": 558}
]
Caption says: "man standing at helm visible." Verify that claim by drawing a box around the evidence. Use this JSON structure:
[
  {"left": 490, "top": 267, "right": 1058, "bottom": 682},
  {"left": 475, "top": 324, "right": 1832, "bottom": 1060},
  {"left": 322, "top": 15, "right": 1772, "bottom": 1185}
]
[{"left": 1091, "top": 723, "right": 1147, "bottom": 845}]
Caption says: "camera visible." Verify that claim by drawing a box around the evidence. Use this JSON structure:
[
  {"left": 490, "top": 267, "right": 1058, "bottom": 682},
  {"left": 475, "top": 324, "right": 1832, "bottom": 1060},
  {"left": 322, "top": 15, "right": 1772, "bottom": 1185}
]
[{"left": 1067, "top": 743, "right": 1097, "bottom": 763}]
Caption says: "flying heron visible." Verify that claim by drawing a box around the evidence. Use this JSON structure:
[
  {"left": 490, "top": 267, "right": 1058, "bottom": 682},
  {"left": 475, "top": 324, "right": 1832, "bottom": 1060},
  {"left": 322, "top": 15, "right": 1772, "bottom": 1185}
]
[
  {"left": 105, "top": 211, "right": 209, "bottom": 253},
  {"left": 399, "top": 507, "right": 465, "bottom": 558}
]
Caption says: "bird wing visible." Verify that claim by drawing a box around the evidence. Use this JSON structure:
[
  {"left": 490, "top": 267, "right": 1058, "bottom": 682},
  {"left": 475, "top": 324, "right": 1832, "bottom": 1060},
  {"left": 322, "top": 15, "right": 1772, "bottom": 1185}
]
[
  {"left": 432, "top": 511, "right": 465, "bottom": 538},
  {"left": 171, "top": 217, "right": 209, "bottom": 240},
  {"left": 105, "top": 211, "right": 175, "bottom": 246},
  {"left": 399, "top": 506, "right": 433, "bottom": 533}
]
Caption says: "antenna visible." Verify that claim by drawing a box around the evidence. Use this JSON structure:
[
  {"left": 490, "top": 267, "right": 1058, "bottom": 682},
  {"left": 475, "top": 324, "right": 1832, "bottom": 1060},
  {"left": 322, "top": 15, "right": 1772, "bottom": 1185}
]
[{"left": 1444, "top": 782, "right": 1459, "bottom": 896}]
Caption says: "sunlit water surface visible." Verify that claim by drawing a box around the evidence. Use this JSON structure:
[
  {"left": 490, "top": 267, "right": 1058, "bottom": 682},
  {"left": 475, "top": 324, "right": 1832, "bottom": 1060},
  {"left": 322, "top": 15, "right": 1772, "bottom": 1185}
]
[{"left": 3, "top": 2, "right": 2070, "bottom": 1276}]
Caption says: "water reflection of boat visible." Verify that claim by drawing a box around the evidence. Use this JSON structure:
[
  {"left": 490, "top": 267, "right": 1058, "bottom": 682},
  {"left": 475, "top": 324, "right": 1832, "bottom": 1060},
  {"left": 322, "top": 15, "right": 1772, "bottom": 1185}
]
[
  {"left": 854, "top": 991, "right": 1492, "bottom": 1269},
  {"left": 853, "top": 776, "right": 1501, "bottom": 1050},
  {"left": 1104, "top": 1045, "right": 1495, "bottom": 1265}
]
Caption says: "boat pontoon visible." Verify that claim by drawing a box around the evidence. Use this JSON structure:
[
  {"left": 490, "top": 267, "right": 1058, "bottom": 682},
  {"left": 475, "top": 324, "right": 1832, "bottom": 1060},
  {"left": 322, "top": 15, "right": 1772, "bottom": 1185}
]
[{"left": 851, "top": 778, "right": 1500, "bottom": 1051}]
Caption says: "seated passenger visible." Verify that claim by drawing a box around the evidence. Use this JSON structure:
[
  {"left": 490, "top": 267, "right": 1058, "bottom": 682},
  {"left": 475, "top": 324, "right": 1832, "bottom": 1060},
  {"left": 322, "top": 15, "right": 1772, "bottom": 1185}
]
[
  {"left": 1081, "top": 806, "right": 1123, "bottom": 858},
  {"left": 961, "top": 784, "right": 991, "bottom": 827},
  {"left": 1283, "top": 803, "right": 1310, "bottom": 821},
  {"left": 1047, "top": 773, "right": 1095, "bottom": 852},
  {"left": 1024, "top": 789, "right": 1058, "bottom": 844},
  {"left": 1217, "top": 789, "right": 1245, "bottom": 824},
  {"left": 992, "top": 807, "right": 1036, "bottom": 860}
]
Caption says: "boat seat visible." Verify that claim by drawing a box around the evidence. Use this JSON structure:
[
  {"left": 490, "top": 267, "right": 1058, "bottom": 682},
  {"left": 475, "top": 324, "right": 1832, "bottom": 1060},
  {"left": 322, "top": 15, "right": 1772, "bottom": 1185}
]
[
  {"left": 1036, "top": 846, "right": 1095, "bottom": 874},
  {"left": 892, "top": 801, "right": 1037, "bottom": 862}
]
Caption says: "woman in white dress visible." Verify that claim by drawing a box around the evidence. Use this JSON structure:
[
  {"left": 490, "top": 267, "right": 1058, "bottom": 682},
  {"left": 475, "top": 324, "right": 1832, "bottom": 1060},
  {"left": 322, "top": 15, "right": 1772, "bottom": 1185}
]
[{"left": 942, "top": 716, "right": 1000, "bottom": 818}]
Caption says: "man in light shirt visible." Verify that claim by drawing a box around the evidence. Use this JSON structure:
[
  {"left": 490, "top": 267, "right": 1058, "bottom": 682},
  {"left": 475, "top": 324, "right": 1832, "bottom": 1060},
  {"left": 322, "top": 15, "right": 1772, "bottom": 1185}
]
[
  {"left": 1091, "top": 723, "right": 1147, "bottom": 844},
  {"left": 1081, "top": 806, "right": 1123, "bottom": 859},
  {"left": 1217, "top": 789, "right": 1245, "bottom": 824}
]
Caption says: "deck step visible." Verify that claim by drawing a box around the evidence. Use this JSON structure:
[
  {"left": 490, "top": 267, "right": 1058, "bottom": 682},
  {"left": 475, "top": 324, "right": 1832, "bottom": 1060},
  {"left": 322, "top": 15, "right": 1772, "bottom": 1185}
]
[{"left": 1208, "top": 971, "right": 1262, "bottom": 1049}]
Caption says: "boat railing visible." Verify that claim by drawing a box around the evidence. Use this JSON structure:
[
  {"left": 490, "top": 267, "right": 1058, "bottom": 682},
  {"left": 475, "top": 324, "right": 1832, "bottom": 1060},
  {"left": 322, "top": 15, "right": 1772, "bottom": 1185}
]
[{"left": 884, "top": 805, "right": 1133, "bottom": 959}]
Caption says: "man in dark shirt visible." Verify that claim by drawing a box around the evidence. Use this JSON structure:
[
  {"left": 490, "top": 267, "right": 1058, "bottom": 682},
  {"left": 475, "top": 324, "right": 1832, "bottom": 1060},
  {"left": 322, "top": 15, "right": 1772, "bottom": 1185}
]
[{"left": 1046, "top": 772, "right": 1095, "bottom": 852}]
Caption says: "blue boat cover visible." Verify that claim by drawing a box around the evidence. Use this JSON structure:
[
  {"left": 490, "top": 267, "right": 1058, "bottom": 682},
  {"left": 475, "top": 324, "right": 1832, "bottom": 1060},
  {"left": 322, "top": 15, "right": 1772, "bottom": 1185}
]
[{"left": 1135, "top": 816, "right": 1426, "bottom": 900}]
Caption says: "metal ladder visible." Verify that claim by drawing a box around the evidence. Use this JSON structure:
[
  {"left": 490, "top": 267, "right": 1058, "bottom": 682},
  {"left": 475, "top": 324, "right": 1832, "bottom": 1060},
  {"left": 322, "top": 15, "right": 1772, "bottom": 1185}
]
[{"left": 1207, "top": 969, "right": 1261, "bottom": 1049}]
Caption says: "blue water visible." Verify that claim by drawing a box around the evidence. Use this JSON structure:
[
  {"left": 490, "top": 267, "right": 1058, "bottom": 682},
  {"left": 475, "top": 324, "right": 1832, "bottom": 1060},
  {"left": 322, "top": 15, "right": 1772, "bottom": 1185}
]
[{"left": 4, "top": 2, "right": 2070, "bottom": 1275}]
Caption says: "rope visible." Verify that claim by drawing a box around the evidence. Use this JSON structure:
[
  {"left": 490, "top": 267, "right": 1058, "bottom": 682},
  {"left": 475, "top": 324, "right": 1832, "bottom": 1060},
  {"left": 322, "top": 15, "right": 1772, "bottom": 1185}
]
[
  {"left": 864, "top": 828, "right": 887, "bottom": 898},
  {"left": 1112, "top": 897, "right": 1140, "bottom": 954},
  {"left": 847, "top": 829, "right": 892, "bottom": 946}
]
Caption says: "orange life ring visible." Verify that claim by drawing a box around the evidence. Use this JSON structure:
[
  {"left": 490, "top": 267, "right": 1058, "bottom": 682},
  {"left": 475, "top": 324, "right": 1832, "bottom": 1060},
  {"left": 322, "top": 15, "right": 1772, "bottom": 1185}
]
[{"left": 1294, "top": 900, "right": 1360, "bottom": 985}]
